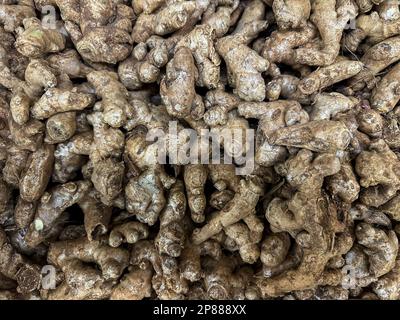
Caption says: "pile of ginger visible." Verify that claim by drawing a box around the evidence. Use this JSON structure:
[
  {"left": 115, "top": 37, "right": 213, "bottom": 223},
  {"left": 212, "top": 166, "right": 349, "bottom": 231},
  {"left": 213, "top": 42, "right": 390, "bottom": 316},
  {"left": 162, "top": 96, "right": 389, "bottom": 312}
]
[{"left": 2, "top": 0, "right": 400, "bottom": 300}]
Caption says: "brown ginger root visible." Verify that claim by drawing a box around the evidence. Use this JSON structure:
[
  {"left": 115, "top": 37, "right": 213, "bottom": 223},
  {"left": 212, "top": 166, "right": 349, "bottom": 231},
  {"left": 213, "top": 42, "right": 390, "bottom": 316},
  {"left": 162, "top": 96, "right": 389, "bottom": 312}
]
[
  {"left": 0, "top": 1, "right": 35, "bottom": 33},
  {"left": 160, "top": 46, "right": 202, "bottom": 118},
  {"left": 25, "top": 180, "right": 91, "bottom": 247},
  {"left": 15, "top": 17, "right": 65, "bottom": 58},
  {"left": 208, "top": 163, "right": 241, "bottom": 193},
  {"left": 14, "top": 197, "right": 37, "bottom": 229},
  {"left": 269, "top": 120, "right": 352, "bottom": 153},
  {"left": 355, "top": 139, "right": 400, "bottom": 207},
  {"left": 202, "top": 255, "right": 257, "bottom": 299},
  {"left": 63, "top": 1, "right": 134, "bottom": 64},
  {"left": 183, "top": 165, "right": 207, "bottom": 223},
  {"left": 260, "top": 171, "right": 352, "bottom": 296},
  {"left": 52, "top": 131, "right": 92, "bottom": 183},
  {"left": 91, "top": 158, "right": 125, "bottom": 207},
  {"left": 272, "top": 0, "right": 311, "bottom": 31},
  {"left": 370, "top": 61, "right": 400, "bottom": 113},
  {"left": 155, "top": 181, "right": 187, "bottom": 257},
  {"left": 261, "top": 23, "right": 316, "bottom": 77},
  {"left": 48, "top": 236, "right": 129, "bottom": 287},
  {"left": 85, "top": 111, "right": 125, "bottom": 206},
  {"left": 294, "top": 0, "right": 358, "bottom": 66},
  {"left": 118, "top": 38, "right": 168, "bottom": 90},
  {"left": 19, "top": 144, "right": 54, "bottom": 202},
  {"left": 2, "top": 146, "right": 30, "bottom": 187},
  {"left": 224, "top": 213, "right": 264, "bottom": 264},
  {"left": 131, "top": 1, "right": 197, "bottom": 43},
  {"left": 133, "top": 0, "right": 166, "bottom": 15},
  {"left": 327, "top": 163, "right": 360, "bottom": 203},
  {"left": 203, "top": 89, "right": 241, "bottom": 127},
  {"left": 348, "top": 36, "right": 400, "bottom": 91},
  {"left": 192, "top": 176, "right": 263, "bottom": 244},
  {"left": 381, "top": 194, "right": 400, "bottom": 222},
  {"left": 45, "top": 111, "right": 77, "bottom": 144},
  {"left": 87, "top": 111, "right": 125, "bottom": 164},
  {"left": 296, "top": 59, "right": 363, "bottom": 95},
  {"left": 87, "top": 70, "right": 133, "bottom": 128},
  {"left": 216, "top": 1, "right": 269, "bottom": 101},
  {"left": 109, "top": 222, "right": 149, "bottom": 248},
  {"left": 0, "top": 226, "right": 41, "bottom": 294},
  {"left": 46, "top": 49, "right": 93, "bottom": 79},
  {"left": 176, "top": 24, "right": 221, "bottom": 89},
  {"left": 355, "top": 222, "right": 398, "bottom": 278},
  {"left": 372, "top": 259, "right": 400, "bottom": 300},
  {"left": 125, "top": 169, "right": 166, "bottom": 226},
  {"left": 124, "top": 125, "right": 175, "bottom": 187},
  {"left": 344, "top": 3, "right": 400, "bottom": 52},
  {"left": 110, "top": 266, "right": 153, "bottom": 300},
  {"left": 356, "top": 108, "right": 384, "bottom": 138},
  {"left": 260, "top": 232, "right": 291, "bottom": 269},
  {"left": 78, "top": 191, "right": 112, "bottom": 242},
  {"left": 31, "top": 87, "right": 94, "bottom": 120},
  {"left": 310, "top": 92, "right": 357, "bottom": 121},
  {"left": 0, "top": 58, "right": 57, "bottom": 129},
  {"left": 355, "top": 0, "right": 381, "bottom": 13},
  {"left": 0, "top": 178, "right": 11, "bottom": 215},
  {"left": 238, "top": 100, "right": 309, "bottom": 166}
]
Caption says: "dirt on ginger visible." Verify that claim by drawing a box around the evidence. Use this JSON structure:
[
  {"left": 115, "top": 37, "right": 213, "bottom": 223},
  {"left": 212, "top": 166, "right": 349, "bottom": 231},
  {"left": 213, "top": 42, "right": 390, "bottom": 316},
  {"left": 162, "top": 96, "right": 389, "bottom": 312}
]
[{"left": 1, "top": 0, "right": 400, "bottom": 301}]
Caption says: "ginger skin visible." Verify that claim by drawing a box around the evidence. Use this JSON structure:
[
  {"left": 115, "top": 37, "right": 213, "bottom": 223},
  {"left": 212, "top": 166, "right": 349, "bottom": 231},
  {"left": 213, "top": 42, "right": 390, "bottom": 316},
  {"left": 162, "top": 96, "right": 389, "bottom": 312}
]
[
  {"left": 160, "top": 46, "right": 201, "bottom": 119},
  {"left": 1, "top": 0, "right": 400, "bottom": 302},
  {"left": 294, "top": 0, "right": 358, "bottom": 66},
  {"left": 258, "top": 151, "right": 352, "bottom": 297},
  {"left": 192, "top": 177, "right": 264, "bottom": 244},
  {"left": 216, "top": 1, "right": 269, "bottom": 101}
]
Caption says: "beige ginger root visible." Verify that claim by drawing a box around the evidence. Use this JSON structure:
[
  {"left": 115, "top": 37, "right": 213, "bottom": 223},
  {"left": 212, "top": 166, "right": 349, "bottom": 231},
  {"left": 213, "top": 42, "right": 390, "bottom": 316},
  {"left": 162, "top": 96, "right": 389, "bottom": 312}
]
[
  {"left": 192, "top": 177, "right": 264, "bottom": 244},
  {"left": 294, "top": 0, "right": 358, "bottom": 66},
  {"left": 1, "top": 0, "right": 400, "bottom": 302},
  {"left": 216, "top": 0, "right": 269, "bottom": 101}
]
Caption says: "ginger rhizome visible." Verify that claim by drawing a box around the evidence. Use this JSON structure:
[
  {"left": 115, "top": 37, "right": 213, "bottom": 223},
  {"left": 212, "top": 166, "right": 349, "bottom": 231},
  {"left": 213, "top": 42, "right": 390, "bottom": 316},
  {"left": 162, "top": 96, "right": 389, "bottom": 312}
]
[{"left": 1, "top": 0, "right": 400, "bottom": 301}]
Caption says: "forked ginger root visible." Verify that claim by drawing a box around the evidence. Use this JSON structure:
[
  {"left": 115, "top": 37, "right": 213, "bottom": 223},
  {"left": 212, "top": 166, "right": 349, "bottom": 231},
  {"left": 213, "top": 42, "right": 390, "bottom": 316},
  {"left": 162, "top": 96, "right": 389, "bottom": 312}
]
[
  {"left": 192, "top": 177, "right": 264, "bottom": 244},
  {"left": 1, "top": 0, "right": 400, "bottom": 302}
]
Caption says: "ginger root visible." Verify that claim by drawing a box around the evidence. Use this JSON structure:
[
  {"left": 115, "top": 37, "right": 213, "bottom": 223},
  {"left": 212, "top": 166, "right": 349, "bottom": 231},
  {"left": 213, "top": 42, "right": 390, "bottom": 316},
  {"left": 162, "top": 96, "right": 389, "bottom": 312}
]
[{"left": 0, "top": 0, "right": 400, "bottom": 302}]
